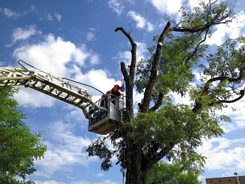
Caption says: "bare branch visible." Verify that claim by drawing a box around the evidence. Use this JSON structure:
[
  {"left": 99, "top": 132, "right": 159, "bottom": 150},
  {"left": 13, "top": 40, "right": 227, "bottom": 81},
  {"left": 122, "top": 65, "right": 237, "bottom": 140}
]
[
  {"left": 211, "top": 89, "right": 244, "bottom": 105},
  {"left": 115, "top": 27, "right": 137, "bottom": 83},
  {"left": 205, "top": 75, "right": 243, "bottom": 87},
  {"left": 115, "top": 27, "right": 137, "bottom": 118},
  {"left": 171, "top": 18, "right": 231, "bottom": 33},
  {"left": 115, "top": 27, "right": 135, "bottom": 47},
  {"left": 121, "top": 62, "right": 129, "bottom": 81},
  {"left": 140, "top": 22, "right": 171, "bottom": 112}
]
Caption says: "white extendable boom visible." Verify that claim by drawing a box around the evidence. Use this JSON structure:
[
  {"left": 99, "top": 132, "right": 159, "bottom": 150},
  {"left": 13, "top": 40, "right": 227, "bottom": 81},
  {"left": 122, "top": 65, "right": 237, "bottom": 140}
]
[{"left": 0, "top": 65, "right": 99, "bottom": 118}]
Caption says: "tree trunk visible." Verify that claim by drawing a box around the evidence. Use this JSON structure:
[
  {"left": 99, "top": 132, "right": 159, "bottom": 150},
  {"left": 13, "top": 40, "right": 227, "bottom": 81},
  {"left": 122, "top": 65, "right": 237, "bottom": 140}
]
[
  {"left": 126, "top": 168, "right": 147, "bottom": 184},
  {"left": 116, "top": 26, "right": 150, "bottom": 184},
  {"left": 126, "top": 155, "right": 147, "bottom": 184},
  {"left": 124, "top": 139, "right": 148, "bottom": 184}
]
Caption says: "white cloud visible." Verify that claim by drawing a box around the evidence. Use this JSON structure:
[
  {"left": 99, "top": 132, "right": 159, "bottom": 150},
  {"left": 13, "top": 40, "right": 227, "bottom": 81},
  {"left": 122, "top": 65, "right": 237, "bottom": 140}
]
[
  {"left": 12, "top": 34, "right": 105, "bottom": 108},
  {"left": 169, "top": 92, "right": 192, "bottom": 105},
  {"left": 220, "top": 98, "right": 245, "bottom": 133},
  {"left": 86, "top": 32, "right": 95, "bottom": 41},
  {"left": 35, "top": 121, "right": 95, "bottom": 178},
  {"left": 150, "top": 0, "right": 182, "bottom": 15},
  {"left": 47, "top": 12, "right": 62, "bottom": 22},
  {"left": 14, "top": 35, "right": 78, "bottom": 76},
  {"left": 206, "top": 11, "right": 245, "bottom": 45},
  {"left": 14, "top": 87, "right": 55, "bottom": 108},
  {"left": 90, "top": 54, "right": 100, "bottom": 65},
  {"left": 133, "top": 89, "right": 144, "bottom": 113},
  {"left": 12, "top": 25, "right": 40, "bottom": 43},
  {"left": 188, "top": 0, "right": 211, "bottom": 9},
  {"left": 74, "top": 69, "right": 120, "bottom": 95},
  {"left": 116, "top": 41, "right": 148, "bottom": 65},
  {"left": 13, "top": 34, "right": 95, "bottom": 76},
  {"left": 1, "top": 7, "right": 19, "bottom": 18},
  {"left": 198, "top": 137, "right": 245, "bottom": 171},
  {"left": 108, "top": 0, "right": 124, "bottom": 15},
  {"left": 127, "top": 11, "right": 154, "bottom": 32}
]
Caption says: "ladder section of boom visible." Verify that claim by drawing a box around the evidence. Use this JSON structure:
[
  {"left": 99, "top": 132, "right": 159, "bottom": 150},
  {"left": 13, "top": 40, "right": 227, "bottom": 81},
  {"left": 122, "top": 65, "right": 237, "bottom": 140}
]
[{"left": 0, "top": 67, "right": 98, "bottom": 118}]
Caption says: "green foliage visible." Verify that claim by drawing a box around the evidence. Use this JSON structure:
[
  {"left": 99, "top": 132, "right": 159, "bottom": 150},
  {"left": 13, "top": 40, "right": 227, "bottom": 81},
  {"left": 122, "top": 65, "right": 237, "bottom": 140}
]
[
  {"left": 136, "top": 32, "right": 208, "bottom": 97},
  {"left": 191, "top": 37, "right": 245, "bottom": 110},
  {"left": 179, "top": 0, "right": 234, "bottom": 30},
  {"left": 0, "top": 87, "right": 46, "bottom": 184},
  {"left": 147, "top": 162, "right": 201, "bottom": 184},
  {"left": 87, "top": 138, "right": 112, "bottom": 171},
  {"left": 131, "top": 98, "right": 223, "bottom": 170}
]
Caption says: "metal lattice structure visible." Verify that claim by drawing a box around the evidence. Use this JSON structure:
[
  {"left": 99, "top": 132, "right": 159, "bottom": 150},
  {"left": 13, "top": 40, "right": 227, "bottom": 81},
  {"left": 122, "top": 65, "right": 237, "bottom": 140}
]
[
  {"left": 0, "top": 61, "right": 98, "bottom": 118},
  {"left": 0, "top": 60, "right": 122, "bottom": 134}
]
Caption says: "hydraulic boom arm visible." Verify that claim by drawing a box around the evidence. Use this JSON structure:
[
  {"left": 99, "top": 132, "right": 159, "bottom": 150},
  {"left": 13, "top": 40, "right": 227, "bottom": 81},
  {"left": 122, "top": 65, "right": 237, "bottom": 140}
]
[{"left": 0, "top": 60, "right": 99, "bottom": 118}]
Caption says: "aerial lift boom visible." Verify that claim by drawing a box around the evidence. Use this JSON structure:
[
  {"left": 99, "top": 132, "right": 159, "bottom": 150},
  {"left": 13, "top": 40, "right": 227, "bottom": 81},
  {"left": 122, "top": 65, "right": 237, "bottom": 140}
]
[{"left": 0, "top": 60, "right": 122, "bottom": 134}]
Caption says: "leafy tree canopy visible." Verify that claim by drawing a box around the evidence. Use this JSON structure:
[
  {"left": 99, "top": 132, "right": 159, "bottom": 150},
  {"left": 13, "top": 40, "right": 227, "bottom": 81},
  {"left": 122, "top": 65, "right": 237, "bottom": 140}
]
[
  {"left": 147, "top": 162, "right": 200, "bottom": 184},
  {"left": 0, "top": 87, "right": 46, "bottom": 184},
  {"left": 87, "top": 0, "right": 244, "bottom": 183}
]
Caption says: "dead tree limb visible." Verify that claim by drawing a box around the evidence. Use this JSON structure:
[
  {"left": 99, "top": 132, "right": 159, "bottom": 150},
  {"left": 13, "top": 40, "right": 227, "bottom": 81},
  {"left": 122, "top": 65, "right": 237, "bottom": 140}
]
[
  {"left": 115, "top": 27, "right": 137, "bottom": 119},
  {"left": 140, "top": 22, "right": 171, "bottom": 113}
]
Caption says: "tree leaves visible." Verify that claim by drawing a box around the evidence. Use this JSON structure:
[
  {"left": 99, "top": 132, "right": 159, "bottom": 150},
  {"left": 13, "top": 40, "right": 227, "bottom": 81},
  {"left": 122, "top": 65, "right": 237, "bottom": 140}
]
[
  {"left": 87, "top": 137, "right": 112, "bottom": 171},
  {"left": 147, "top": 162, "right": 201, "bottom": 184},
  {"left": 192, "top": 37, "right": 245, "bottom": 111},
  {"left": 0, "top": 87, "right": 46, "bottom": 184}
]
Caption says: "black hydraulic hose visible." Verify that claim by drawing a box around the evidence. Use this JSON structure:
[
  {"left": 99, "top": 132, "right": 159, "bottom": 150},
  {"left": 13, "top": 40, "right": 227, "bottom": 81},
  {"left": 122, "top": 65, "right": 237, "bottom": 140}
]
[
  {"left": 62, "top": 78, "right": 105, "bottom": 95},
  {"left": 18, "top": 59, "right": 37, "bottom": 71}
]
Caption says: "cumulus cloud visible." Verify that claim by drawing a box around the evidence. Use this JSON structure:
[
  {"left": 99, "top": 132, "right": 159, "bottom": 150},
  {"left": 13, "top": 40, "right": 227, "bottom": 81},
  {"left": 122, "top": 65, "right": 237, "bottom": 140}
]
[
  {"left": 220, "top": 98, "right": 245, "bottom": 133},
  {"left": 13, "top": 34, "right": 99, "bottom": 76},
  {"left": 206, "top": 11, "right": 245, "bottom": 45},
  {"left": 12, "top": 34, "right": 109, "bottom": 108},
  {"left": 127, "top": 11, "right": 154, "bottom": 32},
  {"left": 12, "top": 25, "right": 40, "bottom": 43},
  {"left": 150, "top": 0, "right": 182, "bottom": 15},
  {"left": 14, "top": 35, "right": 80, "bottom": 76},
  {"left": 14, "top": 87, "right": 56, "bottom": 108},
  {"left": 35, "top": 121, "right": 95, "bottom": 178},
  {"left": 108, "top": 0, "right": 124, "bottom": 15},
  {"left": 198, "top": 137, "right": 245, "bottom": 171}
]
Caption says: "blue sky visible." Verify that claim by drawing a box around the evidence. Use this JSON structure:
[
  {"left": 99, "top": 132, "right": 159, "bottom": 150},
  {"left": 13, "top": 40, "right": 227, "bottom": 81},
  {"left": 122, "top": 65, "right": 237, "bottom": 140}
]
[{"left": 0, "top": 0, "right": 245, "bottom": 183}]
